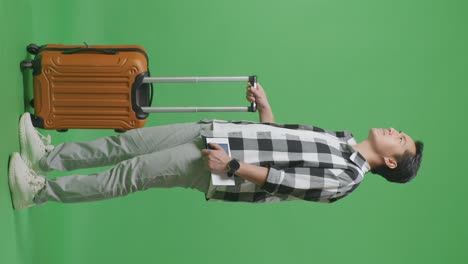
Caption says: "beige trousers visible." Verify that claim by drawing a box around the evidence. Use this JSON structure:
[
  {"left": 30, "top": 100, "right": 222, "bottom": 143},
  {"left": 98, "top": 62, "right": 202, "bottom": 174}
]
[{"left": 34, "top": 122, "right": 213, "bottom": 205}]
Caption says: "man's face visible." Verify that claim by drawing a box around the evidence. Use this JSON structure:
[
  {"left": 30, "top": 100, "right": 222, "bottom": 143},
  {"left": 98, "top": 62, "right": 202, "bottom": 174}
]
[{"left": 368, "top": 128, "right": 417, "bottom": 162}]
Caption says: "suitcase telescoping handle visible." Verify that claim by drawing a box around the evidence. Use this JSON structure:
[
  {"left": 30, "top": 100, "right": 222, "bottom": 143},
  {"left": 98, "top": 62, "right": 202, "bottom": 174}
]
[{"left": 141, "top": 76, "right": 257, "bottom": 113}]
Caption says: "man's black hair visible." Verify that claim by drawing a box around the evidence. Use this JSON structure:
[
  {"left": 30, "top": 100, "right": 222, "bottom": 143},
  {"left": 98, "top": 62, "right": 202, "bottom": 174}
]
[{"left": 371, "top": 141, "right": 424, "bottom": 183}]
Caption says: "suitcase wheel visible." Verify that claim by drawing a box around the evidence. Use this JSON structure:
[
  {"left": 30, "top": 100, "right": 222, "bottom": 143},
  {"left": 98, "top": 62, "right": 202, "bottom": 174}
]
[
  {"left": 29, "top": 114, "right": 44, "bottom": 128},
  {"left": 27, "top": 44, "right": 40, "bottom": 55},
  {"left": 56, "top": 129, "right": 69, "bottom": 133},
  {"left": 20, "top": 60, "right": 33, "bottom": 70}
]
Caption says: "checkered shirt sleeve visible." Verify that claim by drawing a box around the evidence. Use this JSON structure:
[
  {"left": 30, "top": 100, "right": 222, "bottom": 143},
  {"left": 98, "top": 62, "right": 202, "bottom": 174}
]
[{"left": 261, "top": 166, "right": 358, "bottom": 202}]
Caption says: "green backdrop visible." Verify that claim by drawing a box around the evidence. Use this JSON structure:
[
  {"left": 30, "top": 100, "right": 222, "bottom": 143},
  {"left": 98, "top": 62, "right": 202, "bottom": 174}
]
[{"left": 1, "top": 0, "right": 467, "bottom": 263}]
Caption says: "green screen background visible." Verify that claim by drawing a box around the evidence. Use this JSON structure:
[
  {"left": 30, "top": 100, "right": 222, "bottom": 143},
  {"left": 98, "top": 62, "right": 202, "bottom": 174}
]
[{"left": 1, "top": 0, "right": 467, "bottom": 263}]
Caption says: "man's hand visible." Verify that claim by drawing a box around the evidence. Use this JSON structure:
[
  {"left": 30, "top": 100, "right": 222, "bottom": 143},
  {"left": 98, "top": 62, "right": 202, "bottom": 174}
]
[
  {"left": 246, "top": 82, "right": 275, "bottom": 123},
  {"left": 201, "top": 143, "right": 232, "bottom": 172},
  {"left": 246, "top": 82, "right": 271, "bottom": 111}
]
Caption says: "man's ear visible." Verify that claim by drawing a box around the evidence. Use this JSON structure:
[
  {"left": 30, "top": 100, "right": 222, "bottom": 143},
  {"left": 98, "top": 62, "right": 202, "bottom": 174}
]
[{"left": 383, "top": 157, "right": 398, "bottom": 169}]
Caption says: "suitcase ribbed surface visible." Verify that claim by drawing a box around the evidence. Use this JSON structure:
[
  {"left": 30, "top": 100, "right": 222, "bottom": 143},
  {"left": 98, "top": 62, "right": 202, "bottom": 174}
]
[{"left": 33, "top": 45, "right": 149, "bottom": 130}]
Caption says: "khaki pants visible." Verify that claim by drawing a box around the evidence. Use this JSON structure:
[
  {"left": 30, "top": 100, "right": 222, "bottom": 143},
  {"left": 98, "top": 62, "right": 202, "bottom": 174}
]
[{"left": 34, "top": 122, "right": 213, "bottom": 205}]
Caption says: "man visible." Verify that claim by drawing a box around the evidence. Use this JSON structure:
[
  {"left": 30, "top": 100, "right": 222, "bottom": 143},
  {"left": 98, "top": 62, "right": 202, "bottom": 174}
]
[{"left": 8, "top": 83, "right": 424, "bottom": 210}]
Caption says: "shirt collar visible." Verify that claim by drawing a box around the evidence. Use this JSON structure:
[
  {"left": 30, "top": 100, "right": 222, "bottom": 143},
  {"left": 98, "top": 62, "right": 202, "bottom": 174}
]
[{"left": 341, "top": 143, "right": 371, "bottom": 173}]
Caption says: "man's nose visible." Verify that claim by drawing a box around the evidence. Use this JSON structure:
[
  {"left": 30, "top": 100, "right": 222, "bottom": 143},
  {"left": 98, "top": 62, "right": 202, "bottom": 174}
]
[{"left": 389, "top": 128, "right": 395, "bottom": 135}]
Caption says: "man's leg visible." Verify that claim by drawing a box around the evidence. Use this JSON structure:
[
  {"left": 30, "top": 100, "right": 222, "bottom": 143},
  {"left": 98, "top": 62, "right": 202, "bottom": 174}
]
[
  {"left": 34, "top": 139, "right": 211, "bottom": 205},
  {"left": 39, "top": 122, "right": 212, "bottom": 172}
]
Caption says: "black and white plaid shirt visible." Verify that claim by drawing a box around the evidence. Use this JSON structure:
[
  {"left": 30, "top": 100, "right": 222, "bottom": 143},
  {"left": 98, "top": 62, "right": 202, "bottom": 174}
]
[{"left": 201, "top": 120, "right": 370, "bottom": 203}]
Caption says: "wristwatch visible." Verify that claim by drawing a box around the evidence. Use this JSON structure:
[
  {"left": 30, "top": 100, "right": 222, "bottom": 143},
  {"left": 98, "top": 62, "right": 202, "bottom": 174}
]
[{"left": 226, "top": 158, "right": 240, "bottom": 177}]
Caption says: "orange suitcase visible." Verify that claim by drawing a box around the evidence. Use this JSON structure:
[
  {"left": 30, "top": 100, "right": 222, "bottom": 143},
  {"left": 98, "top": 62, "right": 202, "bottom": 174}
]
[
  {"left": 21, "top": 43, "right": 257, "bottom": 132},
  {"left": 22, "top": 43, "right": 153, "bottom": 132}
]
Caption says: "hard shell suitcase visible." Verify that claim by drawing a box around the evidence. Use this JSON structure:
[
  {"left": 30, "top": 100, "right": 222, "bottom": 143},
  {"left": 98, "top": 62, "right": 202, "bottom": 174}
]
[
  {"left": 22, "top": 43, "right": 153, "bottom": 131},
  {"left": 21, "top": 43, "right": 257, "bottom": 132}
]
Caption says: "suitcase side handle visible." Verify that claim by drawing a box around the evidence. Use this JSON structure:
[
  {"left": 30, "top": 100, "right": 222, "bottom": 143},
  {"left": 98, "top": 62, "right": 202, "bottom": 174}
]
[{"left": 62, "top": 48, "right": 119, "bottom": 55}]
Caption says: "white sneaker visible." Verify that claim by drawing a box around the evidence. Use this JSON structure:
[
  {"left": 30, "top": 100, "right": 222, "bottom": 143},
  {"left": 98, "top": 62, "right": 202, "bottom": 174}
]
[
  {"left": 19, "top": 113, "right": 54, "bottom": 174},
  {"left": 8, "top": 152, "right": 46, "bottom": 210}
]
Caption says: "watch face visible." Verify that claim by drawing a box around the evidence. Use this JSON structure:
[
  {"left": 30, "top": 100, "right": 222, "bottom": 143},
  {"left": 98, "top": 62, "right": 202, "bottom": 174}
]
[{"left": 229, "top": 159, "right": 240, "bottom": 173}]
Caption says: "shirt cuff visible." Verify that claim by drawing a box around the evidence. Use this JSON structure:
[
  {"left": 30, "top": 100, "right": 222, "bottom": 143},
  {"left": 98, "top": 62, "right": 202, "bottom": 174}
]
[{"left": 260, "top": 167, "right": 284, "bottom": 194}]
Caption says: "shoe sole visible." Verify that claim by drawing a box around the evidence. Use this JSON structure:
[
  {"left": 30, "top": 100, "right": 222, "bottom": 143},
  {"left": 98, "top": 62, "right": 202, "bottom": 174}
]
[{"left": 8, "top": 153, "right": 26, "bottom": 210}]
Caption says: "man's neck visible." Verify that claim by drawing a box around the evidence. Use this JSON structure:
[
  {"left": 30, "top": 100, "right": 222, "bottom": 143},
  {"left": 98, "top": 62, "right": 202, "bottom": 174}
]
[{"left": 351, "top": 140, "right": 382, "bottom": 169}]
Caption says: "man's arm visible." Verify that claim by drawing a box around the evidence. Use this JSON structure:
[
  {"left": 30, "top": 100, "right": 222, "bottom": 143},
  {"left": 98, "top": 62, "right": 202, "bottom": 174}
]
[
  {"left": 202, "top": 143, "right": 268, "bottom": 186},
  {"left": 246, "top": 83, "right": 275, "bottom": 123},
  {"left": 233, "top": 162, "right": 268, "bottom": 186}
]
